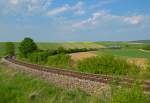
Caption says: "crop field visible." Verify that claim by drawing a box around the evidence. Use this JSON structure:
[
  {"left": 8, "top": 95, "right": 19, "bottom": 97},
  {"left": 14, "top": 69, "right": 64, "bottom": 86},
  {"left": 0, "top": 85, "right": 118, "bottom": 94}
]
[
  {"left": 96, "top": 41, "right": 150, "bottom": 49},
  {"left": 96, "top": 49, "right": 150, "bottom": 58},
  {"left": 37, "top": 42, "right": 104, "bottom": 50}
]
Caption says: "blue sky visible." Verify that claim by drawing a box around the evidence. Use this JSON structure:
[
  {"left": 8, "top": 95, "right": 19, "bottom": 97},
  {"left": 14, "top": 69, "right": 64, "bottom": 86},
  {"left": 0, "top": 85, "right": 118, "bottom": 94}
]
[{"left": 0, "top": 0, "right": 150, "bottom": 42}]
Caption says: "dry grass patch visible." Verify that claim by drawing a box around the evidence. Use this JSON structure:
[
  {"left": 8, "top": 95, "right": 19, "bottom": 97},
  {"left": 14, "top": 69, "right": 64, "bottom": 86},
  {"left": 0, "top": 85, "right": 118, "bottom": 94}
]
[
  {"left": 127, "top": 58, "right": 147, "bottom": 69},
  {"left": 70, "top": 52, "right": 97, "bottom": 61}
]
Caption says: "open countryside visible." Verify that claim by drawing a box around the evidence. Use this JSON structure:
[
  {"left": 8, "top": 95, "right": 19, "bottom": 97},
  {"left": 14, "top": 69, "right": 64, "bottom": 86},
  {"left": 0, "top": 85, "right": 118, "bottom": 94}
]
[{"left": 0, "top": 0, "right": 150, "bottom": 103}]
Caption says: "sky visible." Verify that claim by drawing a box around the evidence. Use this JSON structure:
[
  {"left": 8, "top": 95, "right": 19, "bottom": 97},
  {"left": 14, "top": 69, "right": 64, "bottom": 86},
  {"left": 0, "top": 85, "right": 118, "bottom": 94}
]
[{"left": 0, "top": 0, "right": 150, "bottom": 42}]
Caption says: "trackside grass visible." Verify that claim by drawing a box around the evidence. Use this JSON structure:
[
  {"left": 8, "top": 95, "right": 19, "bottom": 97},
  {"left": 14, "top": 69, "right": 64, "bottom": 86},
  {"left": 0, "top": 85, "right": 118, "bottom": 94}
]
[{"left": 0, "top": 65, "right": 149, "bottom": 103}]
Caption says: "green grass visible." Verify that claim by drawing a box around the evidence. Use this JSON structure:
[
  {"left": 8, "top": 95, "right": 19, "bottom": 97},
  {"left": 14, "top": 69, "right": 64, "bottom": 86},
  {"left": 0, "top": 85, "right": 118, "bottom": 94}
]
[
  {"left": 0, "top": 65, "right": 94, "bottom": 103},
  {"left": 0, "top": 65, "right": 149, "bottom": 103},
  {"left": 96, "top": 49, "right": 150, "bottom": 58},
  {"left": 0, "top": 43, "right": 5, "bottom": 57}
]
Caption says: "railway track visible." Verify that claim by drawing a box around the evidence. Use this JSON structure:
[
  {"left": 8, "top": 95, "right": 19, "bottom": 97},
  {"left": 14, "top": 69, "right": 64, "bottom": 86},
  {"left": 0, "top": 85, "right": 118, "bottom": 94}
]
[{"left": 4, "top": 57, "right": 150, "bottom": 93}]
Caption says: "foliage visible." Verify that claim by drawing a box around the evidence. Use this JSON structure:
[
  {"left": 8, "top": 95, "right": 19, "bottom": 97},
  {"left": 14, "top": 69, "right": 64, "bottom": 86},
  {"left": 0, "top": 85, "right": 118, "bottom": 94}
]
[
  {"left": 77, "top": 55, "right": 138, "bottom": 76},
  {"left": 47, "top": 54, "right": 71, "bottom": 68},
  {"left": 4, "top": 42, "right": 15, "bottom": 56},
  {"left": 143, "top": 45, "right": 150, "bottom": 50},
  {"left": 28, "top": 51, "right": 49, "bottom": 64},
  {"left": 18, "top": 37, "right": 38, "bottom": 58},
  {"left": 47, "top": 47, "right": 97, "bottom": 56},
  {"left": 111, "top": 83, "right": 150, "bottom": 103}
]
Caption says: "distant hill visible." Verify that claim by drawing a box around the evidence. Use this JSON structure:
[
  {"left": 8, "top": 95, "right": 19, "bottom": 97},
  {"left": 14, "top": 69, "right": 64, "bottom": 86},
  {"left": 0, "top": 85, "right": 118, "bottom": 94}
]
[{"left": 130, "top": 40, "right": 150, "bottom": 43}]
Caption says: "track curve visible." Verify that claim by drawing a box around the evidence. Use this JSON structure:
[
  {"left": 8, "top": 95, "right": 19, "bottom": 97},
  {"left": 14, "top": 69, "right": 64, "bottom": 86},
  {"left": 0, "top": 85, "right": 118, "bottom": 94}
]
[{"left": 3, "top": 56, "right": 150, "bottom": 93}]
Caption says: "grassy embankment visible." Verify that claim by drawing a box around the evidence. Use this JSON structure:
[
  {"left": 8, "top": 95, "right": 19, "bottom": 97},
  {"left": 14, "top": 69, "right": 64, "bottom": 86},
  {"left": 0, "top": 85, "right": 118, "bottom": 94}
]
[{"left": 0, "top": 65, "right": 149, "bottom": 103}]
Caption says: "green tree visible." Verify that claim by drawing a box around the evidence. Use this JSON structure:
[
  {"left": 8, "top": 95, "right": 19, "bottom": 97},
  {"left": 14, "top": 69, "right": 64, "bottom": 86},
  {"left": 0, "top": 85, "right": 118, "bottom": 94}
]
[
  {"left": 143, "top": 45, "right": 150, "bottom": 50},
  {"left": 18, "top": 37, "right": 38, "bottom": 57},
  {"left": 5, "top": 42, "right": 15, "bottom": 56}
]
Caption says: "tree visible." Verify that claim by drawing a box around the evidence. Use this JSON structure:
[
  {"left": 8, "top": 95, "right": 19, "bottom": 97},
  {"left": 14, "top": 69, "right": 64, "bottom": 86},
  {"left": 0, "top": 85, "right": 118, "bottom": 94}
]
[
  {"left": 18, "top": 37, "right": 38, "bottom": 57},
  {"left": 5, "top": 42, "right": 15, "bottom": 56},
  {"left": 143, "top": 45, "right": 150, "bottom": 50}
]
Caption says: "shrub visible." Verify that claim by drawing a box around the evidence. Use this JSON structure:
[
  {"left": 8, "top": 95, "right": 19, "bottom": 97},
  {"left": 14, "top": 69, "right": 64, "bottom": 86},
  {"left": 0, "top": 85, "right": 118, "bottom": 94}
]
[
  {"left": 47, "top": 54, "right": 71, "bottom": 68},
  {"left": 28, "top": 51, "right": 49, "bottom": 64},
  {"left": 77, "top": 55, "right": 138, "bottom": 76},
  {"left": 111, "top": 83, "right": 150, "bottom": 103},
  {"left": 4, "top": 42, "right": 15, "bottom": 56},
  {"left": 143, "top": 45, "right": 150, "bottom": 50},
  {"left": 18, "top": 37, "right": 38, "bottom": 58}
]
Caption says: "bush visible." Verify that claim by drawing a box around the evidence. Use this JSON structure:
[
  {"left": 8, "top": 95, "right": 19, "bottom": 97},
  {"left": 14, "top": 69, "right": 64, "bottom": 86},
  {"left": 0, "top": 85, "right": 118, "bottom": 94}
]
[
  {"left": 77, "top": 55, "right": 138, "bottom": 76},
  {"left": 143, "top": 45, "right": 150, "bottom": 50},
  {"left": 28, "top": 51, "right": 49, "bottom": 64},
  {"left": 18, "top": 37, "right": 38, "bottom": 58},
  {"left": 4, "top": 42, "right": 15, "bottom": 56},
  {"left": 111, "top": 83, "right": 150, "bottom": 103},
  {"left": 47, "top": 54, "right": 71, "bottom": 68},
  {"left": 47, "top": 48, "right": 97, "bottom": 56}
]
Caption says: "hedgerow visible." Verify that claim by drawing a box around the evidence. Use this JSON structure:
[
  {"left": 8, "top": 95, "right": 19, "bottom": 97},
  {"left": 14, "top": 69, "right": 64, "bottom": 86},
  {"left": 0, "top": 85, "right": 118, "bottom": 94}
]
[
  {"left": 28, "top": 51, "right": 49, "bottom": 64},
  {"left": 47, "top": 47, "right": 97, "bottom": 56},
  {"left": 47, "top": 54, "right": 71, "bottom": 68}
]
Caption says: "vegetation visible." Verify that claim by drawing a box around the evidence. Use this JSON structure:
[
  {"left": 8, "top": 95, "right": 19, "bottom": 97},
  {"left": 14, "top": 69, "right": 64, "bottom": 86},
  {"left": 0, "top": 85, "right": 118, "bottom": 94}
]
[
  {"left": 97, "top": 49, "right": 150, "bottom": 58},
  {"left": 4, "top": 42, "right": 15, "bottom": 56},
  {"left": 28, "top": 51, "right": 49, "bottom": 64},
  {"left": 77, "top": 55, "right": 138, "bottom": 76},
  {"left": 18, "top": 38, "right": 38, "bottom": 57},
  {"left": 0, "top": 65, "right": 149, "bottom": 103},
  {"left": 47, "top": 54, "right": 71, "bottom": 68},
  {"left": 143, "top": 45, "right": 150, "bottom": 50},
  {"left": 111, "top": 83, "right": 150, "bottom": 103}
]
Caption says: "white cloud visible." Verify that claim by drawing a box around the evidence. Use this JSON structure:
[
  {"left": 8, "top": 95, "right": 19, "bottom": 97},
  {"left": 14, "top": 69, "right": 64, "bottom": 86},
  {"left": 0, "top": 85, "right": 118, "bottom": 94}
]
[
  {"left": 47, "top": 1, "right": 85, "bottom": 16},
  {"left": 123, "top": 16, "right": 142, "bottom": 25},
  {"left": 27, "top": 0, "right": 53, "bottom": 14},
  {"left": 72, "top": 1, "right": 85, "bottom": 15},
  {"left": 47, "top": 4, "right": 69, "bottom": 16},
  {"left": 72, "top": 11, "right": 106, "bottom": 28},
  {"left": 72, "top": 10, "right": 146, "bottom": 30},
  {"left": 9, "top": 0, "right": 19, "bottom": 6}
]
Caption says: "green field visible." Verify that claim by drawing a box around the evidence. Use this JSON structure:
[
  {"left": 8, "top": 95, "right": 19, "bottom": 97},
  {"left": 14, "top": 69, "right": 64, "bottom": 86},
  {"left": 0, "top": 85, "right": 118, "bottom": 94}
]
[
  {"left": 96, "top": 49, "right": 150, "bottom": 58},
  {"left": 1, "top": 41, "right": 150, "bottom": 59},
  {"left": 95, "top": 41, "right": 150, "bottom": 49}
]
